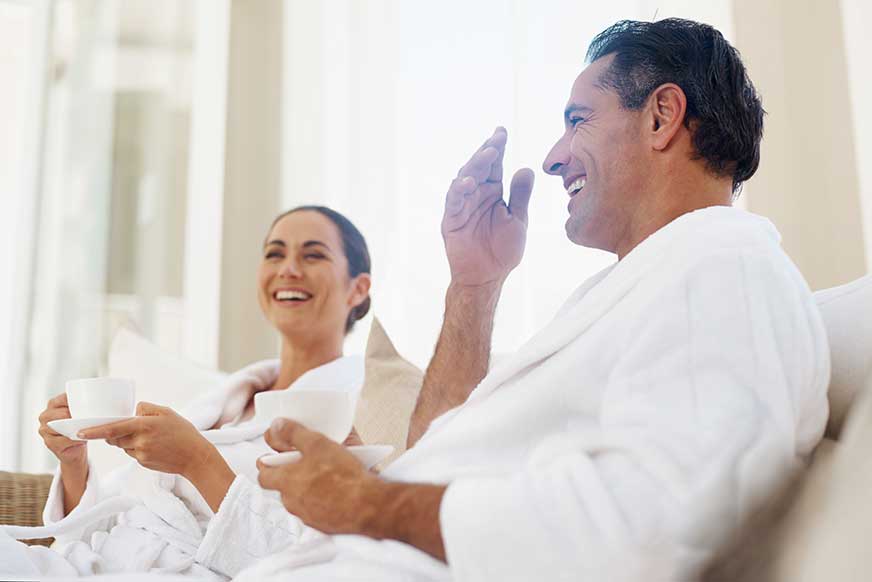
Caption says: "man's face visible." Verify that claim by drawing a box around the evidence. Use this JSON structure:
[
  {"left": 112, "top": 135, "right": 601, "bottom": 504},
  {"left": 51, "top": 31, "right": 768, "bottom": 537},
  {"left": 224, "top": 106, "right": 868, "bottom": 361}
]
[{"left": 542, "top": 55, "right": 649, "bottom": 252}]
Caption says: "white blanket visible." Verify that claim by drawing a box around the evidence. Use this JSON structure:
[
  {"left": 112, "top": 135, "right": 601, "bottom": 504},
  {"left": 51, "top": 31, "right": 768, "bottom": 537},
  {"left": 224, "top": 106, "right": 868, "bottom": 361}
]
[
  {"left": 0, "top": 356, "right": 363, "bottom": 580},
  {"left": 238, "top": 207, "right": 829, "bottom": 582}
]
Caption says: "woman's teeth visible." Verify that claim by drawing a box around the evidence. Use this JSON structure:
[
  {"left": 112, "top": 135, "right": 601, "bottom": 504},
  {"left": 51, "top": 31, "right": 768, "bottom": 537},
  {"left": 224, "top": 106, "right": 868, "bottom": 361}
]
[
  {"left": 275, "top": 290, "right": 312, "bottom": 301},
  {"left": 567, "top": 176, "right": 586, "bottom": 196}
]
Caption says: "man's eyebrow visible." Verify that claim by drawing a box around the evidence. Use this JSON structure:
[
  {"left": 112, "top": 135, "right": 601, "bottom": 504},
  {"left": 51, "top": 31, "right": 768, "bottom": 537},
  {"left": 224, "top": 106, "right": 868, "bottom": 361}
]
[{"left": 564, "top": 104, "right": 593, "bottom": 123}]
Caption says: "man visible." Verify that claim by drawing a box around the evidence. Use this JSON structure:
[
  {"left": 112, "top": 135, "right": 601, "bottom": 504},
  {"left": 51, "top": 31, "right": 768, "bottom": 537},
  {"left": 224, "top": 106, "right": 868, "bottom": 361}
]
[{"left": 246, "top": 18, "right": 829, "bottom": 581}]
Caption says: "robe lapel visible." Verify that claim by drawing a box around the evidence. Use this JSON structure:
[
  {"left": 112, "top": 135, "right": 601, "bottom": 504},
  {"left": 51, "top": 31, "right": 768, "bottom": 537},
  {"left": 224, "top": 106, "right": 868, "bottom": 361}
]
[{"left": 463, "top": 213, "right": 691, "bottom": 405}]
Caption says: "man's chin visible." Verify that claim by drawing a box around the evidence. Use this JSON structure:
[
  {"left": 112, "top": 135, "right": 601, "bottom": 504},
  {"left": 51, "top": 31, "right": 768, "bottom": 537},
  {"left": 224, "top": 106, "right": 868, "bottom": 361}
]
[{"left": 565, "top": 218, "right": 588, "bottom": 246}]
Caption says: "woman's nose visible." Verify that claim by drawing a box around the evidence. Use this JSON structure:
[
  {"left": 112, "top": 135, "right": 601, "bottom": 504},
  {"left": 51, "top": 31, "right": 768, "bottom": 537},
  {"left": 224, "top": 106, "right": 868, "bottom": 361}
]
[{"left": 278, "top": 258, "right": 303, "bottom": 278}]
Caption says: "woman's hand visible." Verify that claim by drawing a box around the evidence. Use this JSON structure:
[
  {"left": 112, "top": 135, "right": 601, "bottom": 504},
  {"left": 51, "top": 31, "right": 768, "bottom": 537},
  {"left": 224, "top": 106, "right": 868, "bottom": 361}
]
[
  {"left": 81, "top": 402, "right": 236, "bottom": 511},
  {"left": 38, "top": 393, "right": 87, "bottom": 467},
  {"left": 38, "top": 393, "right": 89, "bottom": 515},
  {"left": 80, "top": 402, "right": 214, "bottom": 476}
]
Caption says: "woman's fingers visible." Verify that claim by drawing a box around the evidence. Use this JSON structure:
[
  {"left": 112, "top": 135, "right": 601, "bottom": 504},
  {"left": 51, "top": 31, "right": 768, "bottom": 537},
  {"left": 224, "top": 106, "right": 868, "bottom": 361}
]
[
  {"left": 106, "top": 435, "right": 136, "bottom": 449},
  {"left": 39, "top": 406, "right": 72, "bottom": 424},
  {"left": 46, "top": 393, "right": 69, "bottom": 408},
  {"left": 78, "top": 418, "right": 140, "bottom": 440}
]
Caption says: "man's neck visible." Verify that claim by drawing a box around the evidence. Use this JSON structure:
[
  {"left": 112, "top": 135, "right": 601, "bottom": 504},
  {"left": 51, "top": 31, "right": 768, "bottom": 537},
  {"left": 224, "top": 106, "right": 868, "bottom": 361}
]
[{"left": 615, "top": 174, "right": 734, "bottom": 260}]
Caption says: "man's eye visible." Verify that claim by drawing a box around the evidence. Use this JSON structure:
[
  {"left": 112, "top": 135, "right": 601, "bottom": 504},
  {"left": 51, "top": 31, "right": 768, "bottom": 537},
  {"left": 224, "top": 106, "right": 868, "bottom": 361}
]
[{"left": 570, "top": 117, "right": 585, "bottom": 127}]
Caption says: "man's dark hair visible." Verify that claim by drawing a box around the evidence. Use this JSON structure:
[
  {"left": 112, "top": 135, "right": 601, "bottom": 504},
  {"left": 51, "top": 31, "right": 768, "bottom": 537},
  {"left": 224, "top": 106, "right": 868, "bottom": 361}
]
[
  {"left": 586, "top": 18, "right": 764, "bottom": 193},
  {"left": 269, "top": 205, "right": 371, "bottom": 334}
]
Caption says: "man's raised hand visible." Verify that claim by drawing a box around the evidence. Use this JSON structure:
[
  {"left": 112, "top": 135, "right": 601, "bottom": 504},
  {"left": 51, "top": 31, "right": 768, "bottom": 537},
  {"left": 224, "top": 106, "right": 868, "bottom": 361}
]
[{"left": 442, "top": 127, "right": 535, "bottom": 287}]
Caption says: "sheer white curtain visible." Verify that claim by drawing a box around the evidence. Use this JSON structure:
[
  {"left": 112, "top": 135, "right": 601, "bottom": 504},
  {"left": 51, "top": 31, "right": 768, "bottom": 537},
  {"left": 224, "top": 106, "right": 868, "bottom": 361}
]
[
  {"left": 6, "top": 0, "right": 198, "bottom": 473},
  {"left": 281, "top": 0, "right": 734, "bottom": 367},
  {"left": 0, "top": 0, "right": 50, "bottom": 470}
]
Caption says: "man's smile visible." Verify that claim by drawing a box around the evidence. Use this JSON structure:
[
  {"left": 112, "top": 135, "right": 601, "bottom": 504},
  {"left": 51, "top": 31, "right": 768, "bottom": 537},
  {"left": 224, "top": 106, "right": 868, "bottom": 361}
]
[{"left": 564, "top": 175, "right": 587, "bottom": 197}]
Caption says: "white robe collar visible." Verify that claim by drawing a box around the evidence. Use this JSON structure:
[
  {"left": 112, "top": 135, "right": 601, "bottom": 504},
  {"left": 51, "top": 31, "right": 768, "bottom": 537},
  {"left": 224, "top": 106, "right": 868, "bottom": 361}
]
[{"left": 463, "top": 206, "right": 778, "bottom": 407}]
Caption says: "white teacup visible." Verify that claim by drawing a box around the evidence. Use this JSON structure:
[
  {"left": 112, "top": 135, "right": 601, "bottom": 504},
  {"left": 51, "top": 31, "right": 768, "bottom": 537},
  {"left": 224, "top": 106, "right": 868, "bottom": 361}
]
[
  {"left": 254, "top": 389, "right": 354, "bottom": 443},
  {"left": 66, "top": 377, "right": 136, "bottom": 419}
]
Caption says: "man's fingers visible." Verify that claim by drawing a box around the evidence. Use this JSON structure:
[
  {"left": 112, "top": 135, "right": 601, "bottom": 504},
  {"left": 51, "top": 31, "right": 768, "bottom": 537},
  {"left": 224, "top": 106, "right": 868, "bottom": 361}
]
[
  {"left": 457, "top": 147, "right": 500, "bottom": 184},
  {"left": 257, "top": 464, "right": 287, "bottom": 491},
  {"left": 507, "top": 168, "right": 535, "bottom": 224},
  {"left": 265, "top": 419, "right": 325, "bottom": 454},
  {"left": 444, "top": 176, "right": 477, "bottom": 218},
  {"left": 486, "top": 127, "right": 508, "bottom": 183}
]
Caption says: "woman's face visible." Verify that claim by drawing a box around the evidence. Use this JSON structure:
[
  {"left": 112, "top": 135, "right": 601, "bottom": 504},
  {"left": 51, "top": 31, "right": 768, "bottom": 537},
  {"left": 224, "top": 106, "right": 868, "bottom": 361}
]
[{"left": 257, "top": 211, "right": 370, "bottom": 342}]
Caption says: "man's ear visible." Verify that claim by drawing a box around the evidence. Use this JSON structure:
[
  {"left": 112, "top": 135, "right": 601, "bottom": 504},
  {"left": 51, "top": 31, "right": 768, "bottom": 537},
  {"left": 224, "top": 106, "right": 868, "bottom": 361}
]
[
  {"left": 647, "top": 83, "right": 687, "bottom": 151},
  {"left": 348, "top": 273, "right": 371, "bottom": 309}
]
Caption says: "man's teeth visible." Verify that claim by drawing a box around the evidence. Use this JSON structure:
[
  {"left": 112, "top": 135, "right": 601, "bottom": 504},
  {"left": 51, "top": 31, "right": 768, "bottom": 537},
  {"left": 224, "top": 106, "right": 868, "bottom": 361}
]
[
  {"left": 567, "top": 176, "right": 587, "bottom": 195},
  {"left": 275, "top": 290, "right": 312, "bottom": 301}
]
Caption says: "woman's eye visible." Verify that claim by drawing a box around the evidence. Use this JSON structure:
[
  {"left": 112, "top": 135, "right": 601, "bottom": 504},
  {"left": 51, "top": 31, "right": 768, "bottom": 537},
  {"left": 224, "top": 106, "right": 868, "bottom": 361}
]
[
  {"left": 304, "top": 253, "right": 325, "bottom": 260},
  {"left": 570, "top": 117, "right": 585, "bottom": 128},
  {"left": 265, "top": 252, "right": 282, "bottom": 259}
]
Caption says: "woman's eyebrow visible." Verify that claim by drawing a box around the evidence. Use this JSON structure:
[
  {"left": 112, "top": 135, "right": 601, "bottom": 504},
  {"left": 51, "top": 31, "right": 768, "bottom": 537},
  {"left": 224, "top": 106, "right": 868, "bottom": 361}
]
[
  {"left": 264, "top": 240, "right": 286, "bottom": 249},
  {"left": 302, "top": 240, "right": 331, "bottom": 252}
]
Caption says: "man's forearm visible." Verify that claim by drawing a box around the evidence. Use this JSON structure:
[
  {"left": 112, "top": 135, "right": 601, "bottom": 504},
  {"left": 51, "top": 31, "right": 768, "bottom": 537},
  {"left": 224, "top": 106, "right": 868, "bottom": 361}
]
[
  {"left": 407, "top": 281, "right": 502, "bottom": 447},
  {"left": 362, "top": 481, "right": 448, "bottom": 562}
]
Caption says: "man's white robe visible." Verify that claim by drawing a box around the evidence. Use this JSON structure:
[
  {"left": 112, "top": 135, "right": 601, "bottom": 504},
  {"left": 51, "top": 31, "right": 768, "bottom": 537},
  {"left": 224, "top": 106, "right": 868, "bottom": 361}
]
[
  {"left": 0, "top": 356, "right": 363, "bottom": 580},
  {"left": 239, "top": 207, "right": 829, "bottom": 582}
]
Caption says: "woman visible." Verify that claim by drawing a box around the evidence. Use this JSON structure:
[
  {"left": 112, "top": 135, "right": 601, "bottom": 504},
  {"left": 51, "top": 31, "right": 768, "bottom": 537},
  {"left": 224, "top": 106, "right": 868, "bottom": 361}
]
[{"left": 1, "top": 206, "right": 372, "bottom": 579}]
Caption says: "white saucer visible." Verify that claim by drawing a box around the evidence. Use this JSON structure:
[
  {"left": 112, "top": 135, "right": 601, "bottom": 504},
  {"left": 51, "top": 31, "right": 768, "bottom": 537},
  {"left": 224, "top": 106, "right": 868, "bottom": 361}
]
[
  {"left": 47, "top": 416, "right": 133, "bottom": 441},
  {"left": 260, "top": 444, "right": 394, "bottom": 468}
]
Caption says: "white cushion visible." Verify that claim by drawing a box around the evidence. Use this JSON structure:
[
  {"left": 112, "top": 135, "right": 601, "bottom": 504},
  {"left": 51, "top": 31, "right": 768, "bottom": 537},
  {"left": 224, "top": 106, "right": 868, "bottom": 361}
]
[
  {"left": 814, "top": 275, "right": 872, "bottom": 438},
  {"left": 107, "top": 327, "right": 227, "bottom": 411},
  {"left": 88, "top": 328, "right": 228, "bottom": 474}
]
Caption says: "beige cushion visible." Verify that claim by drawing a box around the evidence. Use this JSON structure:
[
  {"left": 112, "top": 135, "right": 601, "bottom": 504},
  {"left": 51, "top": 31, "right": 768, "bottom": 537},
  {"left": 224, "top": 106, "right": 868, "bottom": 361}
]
[
  {"left": 104, "top": 323, "right": 424, "bottom": 471},
  {"left": 774, "top": 375, "right": 872, "bottom": 582},
  {"left": 814, "top": 275, "right": 872, "bottom": 438},
  {"left": 355, "top": 318, "right": 424, "bottom": 468}
]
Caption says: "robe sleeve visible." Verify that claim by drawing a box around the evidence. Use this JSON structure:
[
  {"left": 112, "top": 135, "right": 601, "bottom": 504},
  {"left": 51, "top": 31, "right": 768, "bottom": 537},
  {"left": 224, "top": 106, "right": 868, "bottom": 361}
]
[
  {"left": 42, "top": 459, "right": 133, "bottom": 548},
  {"left": 439, "top": 251, "right": 829, "bottom": 581},
  {"left": 196, "top": 474, "right": 308, "bottom": 577}
]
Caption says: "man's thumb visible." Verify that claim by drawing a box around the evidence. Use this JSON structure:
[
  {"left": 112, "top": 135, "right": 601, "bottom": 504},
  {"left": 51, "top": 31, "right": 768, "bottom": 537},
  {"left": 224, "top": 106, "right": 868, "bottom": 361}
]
[{"left": 508, "top": 168, "right": 534, "bottom": 223}]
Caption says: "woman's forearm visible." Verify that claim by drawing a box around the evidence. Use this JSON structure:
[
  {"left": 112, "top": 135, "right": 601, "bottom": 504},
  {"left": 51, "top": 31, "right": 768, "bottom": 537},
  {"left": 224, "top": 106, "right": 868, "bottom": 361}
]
[
  {"left": 60, "top": 460, "right": 89, "bottom": 516},
  {"left": 184, "top": 443, "right": 236, "bottom": 513}
]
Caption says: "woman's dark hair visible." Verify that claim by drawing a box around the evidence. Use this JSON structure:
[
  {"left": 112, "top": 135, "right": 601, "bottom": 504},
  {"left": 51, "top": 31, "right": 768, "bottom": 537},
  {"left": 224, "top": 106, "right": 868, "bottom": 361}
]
[
  {"left": 586, "top": 18, "right": 765, "bottom": 194},
  {"left": 269, "top": 206, "right": 371, "bottom": 334}
]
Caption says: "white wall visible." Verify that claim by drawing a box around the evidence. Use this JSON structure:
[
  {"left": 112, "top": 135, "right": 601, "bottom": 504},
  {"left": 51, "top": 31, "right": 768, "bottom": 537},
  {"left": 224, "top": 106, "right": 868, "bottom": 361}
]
[
  {"left": 279, "top": 0, "right": 743, "bottom": 368},
  {"left": 840, "top": 0, "right": 872, "bottom": 274},
  {"left": 733, "top": 0, "right": 867, "bottom": 290}
]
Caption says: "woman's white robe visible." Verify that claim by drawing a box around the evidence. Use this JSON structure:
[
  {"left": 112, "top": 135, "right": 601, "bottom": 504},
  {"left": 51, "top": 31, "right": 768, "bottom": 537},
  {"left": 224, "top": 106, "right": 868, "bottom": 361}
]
[
  {"left": 0, "top": 356, "right": 363, "bottom": 580},
  {"left": 238, "top": 207, "right": 830, "bottom": 582}
]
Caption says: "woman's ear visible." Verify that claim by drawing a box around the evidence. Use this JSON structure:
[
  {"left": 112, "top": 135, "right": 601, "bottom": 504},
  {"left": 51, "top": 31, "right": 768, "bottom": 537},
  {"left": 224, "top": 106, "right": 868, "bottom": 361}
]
[
  {"left": 647, "top": 83, "right": 687, "bottom": 152},
  {"left": 348, "top": 273, "right": 372, "bottom": 309}
]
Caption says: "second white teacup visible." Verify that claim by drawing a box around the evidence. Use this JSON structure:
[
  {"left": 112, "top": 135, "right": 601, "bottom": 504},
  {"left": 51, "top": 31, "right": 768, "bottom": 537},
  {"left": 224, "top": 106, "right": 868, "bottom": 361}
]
[
  {"left": 254, "top": 389, "right": 354, "bottom": 443},
  {"left": 66, "top": 377, "right": 136, "bottom": 419}
]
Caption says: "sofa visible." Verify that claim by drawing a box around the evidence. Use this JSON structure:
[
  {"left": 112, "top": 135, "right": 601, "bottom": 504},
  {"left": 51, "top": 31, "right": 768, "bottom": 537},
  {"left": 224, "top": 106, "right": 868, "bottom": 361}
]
[{"left": 2, "top": 274, "right": 870, "bottom": 565}]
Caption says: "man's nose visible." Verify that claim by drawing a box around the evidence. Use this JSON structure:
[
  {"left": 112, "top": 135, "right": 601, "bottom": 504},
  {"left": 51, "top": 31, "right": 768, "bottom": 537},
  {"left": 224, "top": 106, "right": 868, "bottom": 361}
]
[{"left": 542, "top": 134, "right": 570, "bottom": 176}]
